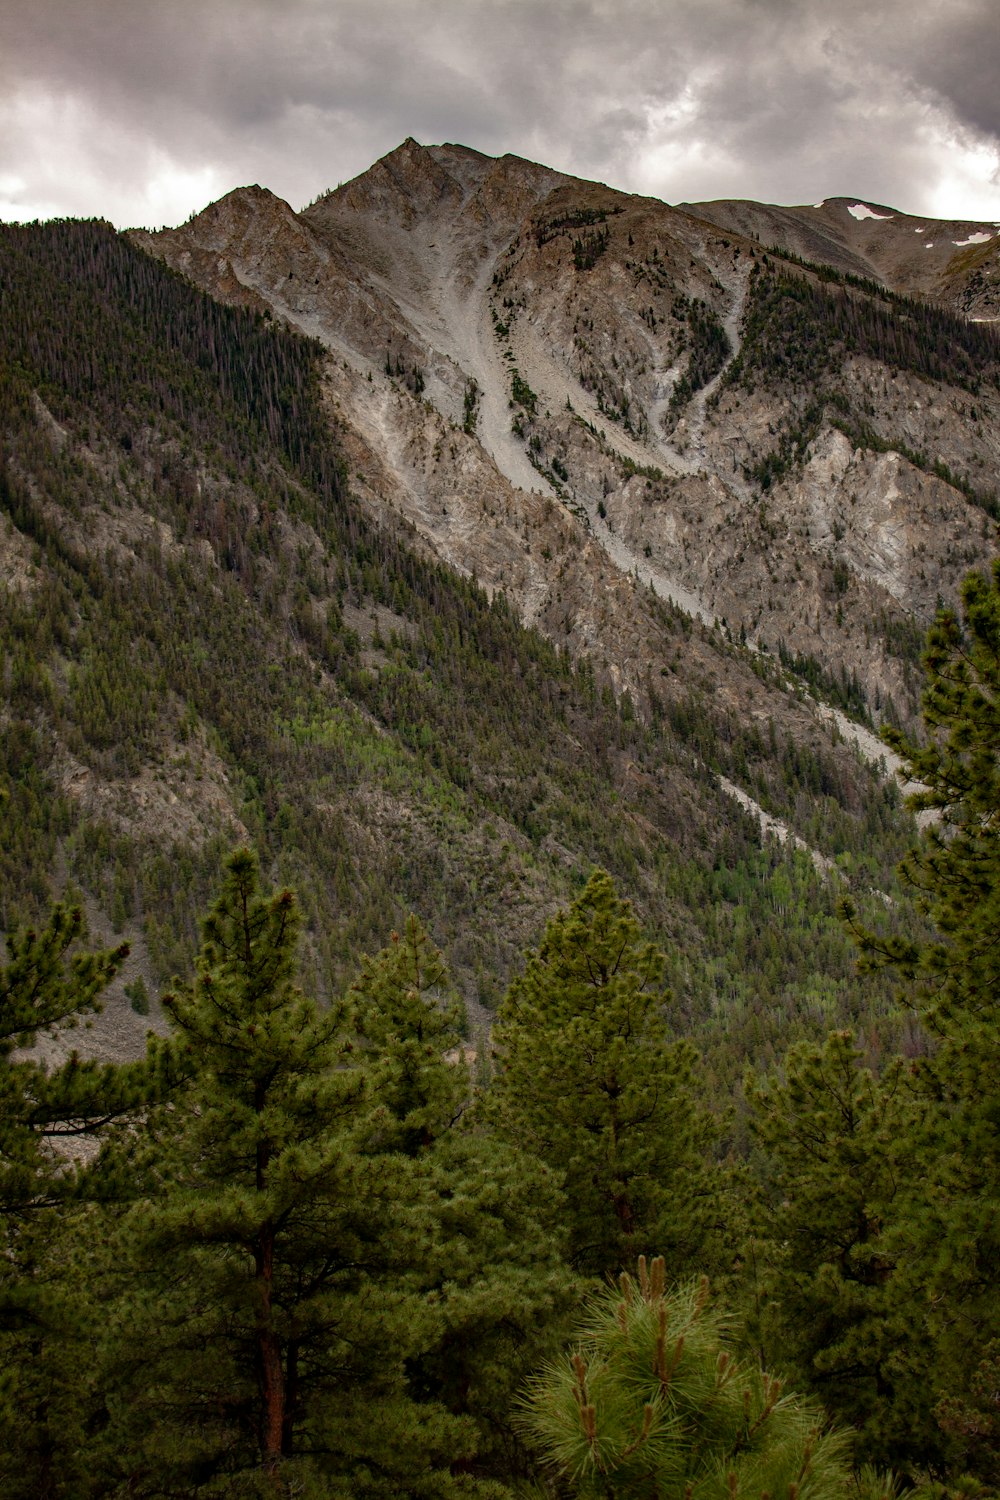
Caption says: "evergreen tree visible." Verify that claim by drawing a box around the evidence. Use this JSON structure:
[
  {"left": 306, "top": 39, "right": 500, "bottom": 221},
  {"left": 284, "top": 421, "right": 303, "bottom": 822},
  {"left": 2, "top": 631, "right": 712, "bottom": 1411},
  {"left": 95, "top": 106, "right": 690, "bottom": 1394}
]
[
  {"left": 841, "top": 560, "right": 1000, "bottom": 1486},
  {"left": 350, "top": 916, "right": 577, "bottom": 1488},
  {"left": 518, "top": 1255, "right": 872, "bottom": 1500},
  {"left": 0, "top": 902, "right": 130, "bottom": 1220},
  {"left": 352, "top": 913, "right": 467, "bottom": 1154},
  {"left": 0, "top": 896, "right": 152, "bottom": 1499},
  {"left": 744, "top": 1032, "right": 934, "bottom": 1472},
  {"left": 486, "top": 870, "right": 720, "bottom": 1280},
  {"left": 96, "top": 850, "right": 479, "bottom": 1498},
  {"left": 859, "top": 560, "right": 1000, "bottom": 1025}
]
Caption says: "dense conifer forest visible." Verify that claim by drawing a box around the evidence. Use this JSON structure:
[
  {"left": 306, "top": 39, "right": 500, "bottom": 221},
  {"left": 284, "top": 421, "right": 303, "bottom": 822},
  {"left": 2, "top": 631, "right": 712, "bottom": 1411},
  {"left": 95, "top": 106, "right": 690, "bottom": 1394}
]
[{"left": 1, "top": 218, "right": 999, "bottom": 1495}]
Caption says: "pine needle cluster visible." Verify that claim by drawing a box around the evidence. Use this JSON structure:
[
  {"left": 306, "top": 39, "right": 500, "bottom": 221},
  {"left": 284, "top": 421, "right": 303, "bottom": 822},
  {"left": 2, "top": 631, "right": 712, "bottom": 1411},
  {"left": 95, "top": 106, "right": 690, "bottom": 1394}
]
[{"left": 518, "top": 1257, "right": 868, "bottom": 1500}]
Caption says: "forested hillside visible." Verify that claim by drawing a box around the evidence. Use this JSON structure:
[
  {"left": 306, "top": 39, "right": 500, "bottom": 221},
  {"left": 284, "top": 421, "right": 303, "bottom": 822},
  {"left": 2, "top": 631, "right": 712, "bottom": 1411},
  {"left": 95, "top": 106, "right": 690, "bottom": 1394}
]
[
  {"left": 2, "top": 211, "right": 999, "bottom": 1496},
  {"left": 0, "top": 218, "right": 914, "bottom": 1080}
]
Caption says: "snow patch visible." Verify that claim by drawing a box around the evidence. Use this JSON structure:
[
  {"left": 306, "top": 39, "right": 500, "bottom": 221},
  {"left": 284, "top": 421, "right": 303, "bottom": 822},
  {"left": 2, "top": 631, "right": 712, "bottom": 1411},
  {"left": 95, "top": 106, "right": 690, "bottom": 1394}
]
[
  {"left": 914, "top": 226, "right": 925, "bottom": 233},
  {"left": 952, "top": 230, "right": 993, "bottom": 246},
  {"left": 925, "top": 242, "right": 935, "bottom": 249},
  {"left": 812, "top": 200, "right": 825, "bottom": 209},
  {"left": 847, "top": 203, "right": 893, "bottom": 221}
]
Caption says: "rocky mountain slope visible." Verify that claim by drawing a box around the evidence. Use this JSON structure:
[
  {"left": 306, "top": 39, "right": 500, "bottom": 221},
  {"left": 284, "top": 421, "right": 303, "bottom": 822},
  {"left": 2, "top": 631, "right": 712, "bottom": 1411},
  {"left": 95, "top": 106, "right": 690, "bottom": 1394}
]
[
  {"left": 1, "top": 214, "right": 923, "bottom": 1092},
  {"left": 681, "top": 193, "right": 1000, "bottom": 318},
  {"left": 136, "top": 140, "right": 1000, "bottom": 750}
]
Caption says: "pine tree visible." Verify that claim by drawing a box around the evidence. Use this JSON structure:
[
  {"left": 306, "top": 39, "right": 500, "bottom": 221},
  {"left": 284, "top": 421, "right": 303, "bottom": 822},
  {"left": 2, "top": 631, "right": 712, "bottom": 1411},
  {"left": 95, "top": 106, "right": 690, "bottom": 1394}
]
[
  {"left": 840, "top": 560, "right": 1000, "bottom": 1485},
  {"left": 350, "top": 915, "right": 577, "bottom": 1488},
  {"left": 486, "top": 870, "right": 720, "bottom": 1281},
  {"left": 517, "top": 1255, "right": 872, "bottom": 1500},
  {"left": 744, "top": 1032, "right": 935, "bottom": 1471},
  {"left": 0, "top": 902, "right": 130, "bottom": 1218},
  {"left": 95, "top": 850, "right": 478, "bottom": 1498},
  {"left": 352, "top": 912, "right": 467, "bottom": 1154},
  {"left": 853, "top": 560, "right": 1000, "bottom": 1025},
  {"left": 0, "top": 899, "right": 153, "bottom": 1500}
]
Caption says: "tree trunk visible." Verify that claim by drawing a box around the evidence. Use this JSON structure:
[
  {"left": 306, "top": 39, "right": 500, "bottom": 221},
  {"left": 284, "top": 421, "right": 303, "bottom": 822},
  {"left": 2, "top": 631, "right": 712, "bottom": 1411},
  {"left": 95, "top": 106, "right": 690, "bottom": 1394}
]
[{"left": 255, "top": 1223, "right": 285, "bottom": 1471}]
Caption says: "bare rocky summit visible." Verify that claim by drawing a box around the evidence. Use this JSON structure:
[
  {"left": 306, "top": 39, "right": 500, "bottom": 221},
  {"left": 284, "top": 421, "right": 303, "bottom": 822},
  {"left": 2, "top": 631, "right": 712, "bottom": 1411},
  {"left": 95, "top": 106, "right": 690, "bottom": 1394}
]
[{"left": 681, "top": 194, "right": 1000, "bottom": 320}]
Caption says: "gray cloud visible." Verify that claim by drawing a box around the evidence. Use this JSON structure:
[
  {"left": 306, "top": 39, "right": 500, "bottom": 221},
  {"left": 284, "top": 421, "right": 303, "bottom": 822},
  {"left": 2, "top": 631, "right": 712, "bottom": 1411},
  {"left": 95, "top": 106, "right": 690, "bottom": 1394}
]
[{"left": 0, "top": 0, "right": 997, "bottom": 227}]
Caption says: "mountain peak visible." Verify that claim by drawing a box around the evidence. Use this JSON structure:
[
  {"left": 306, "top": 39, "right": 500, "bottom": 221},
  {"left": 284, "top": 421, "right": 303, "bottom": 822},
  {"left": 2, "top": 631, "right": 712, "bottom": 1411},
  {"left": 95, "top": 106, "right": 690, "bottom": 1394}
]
[{"left": 326, "top": 136, "right": 465, "bottom": 224}]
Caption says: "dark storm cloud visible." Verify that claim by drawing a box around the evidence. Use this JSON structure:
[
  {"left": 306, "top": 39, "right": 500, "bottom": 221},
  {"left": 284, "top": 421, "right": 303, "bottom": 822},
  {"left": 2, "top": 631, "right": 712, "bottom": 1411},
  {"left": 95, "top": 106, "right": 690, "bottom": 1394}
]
[
  {"left": 1, "top": 0, "right": 997, "bottom": 227},
  {"left": 868, "top": 0, "right": 1000, "bottom": 144}
]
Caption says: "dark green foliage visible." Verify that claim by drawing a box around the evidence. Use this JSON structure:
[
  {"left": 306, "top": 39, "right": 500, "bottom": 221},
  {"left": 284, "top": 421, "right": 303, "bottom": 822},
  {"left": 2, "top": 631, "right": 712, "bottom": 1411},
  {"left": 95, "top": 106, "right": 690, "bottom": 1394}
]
[
  {"left": 572, "top": 228, "right": 610, "bottom": 271},
  {"left": 745, "top": 1033, "right": 934, "bottom": 1471},
  {"left": 738, "top": 561, "right": 1000, "bottom": 1486},
  {"left": 776, "top": 641, "right": 872, "bottom": 725},
  {"left": 463, "top": 377, "right": 480, "bottom": 433},
  {"left": 870, "top": 561, "right": 1000, "bottom": 1018},
  {"left": 729, "top": 265, "right": 1000, "bottom": 396},
  {"left": 352, "top": 914, "right": 467, "bottom": 1154},
  {"left": 0, "top": 902, "right": 131, "bottom": 1218},
  {"left": 348, "top": 917, "right": 577, "bottom": 1486},
  {"left": 667, "top": 296, "right": 731, "bottom": 420},
  {"left": 0, "top": 206, "right": 987, "bottom": 1495},
  {"left": 841, "top": 562, "right": 1000, "bottom": 1486},
  {"left": 745, "top": 399, "right": 825, "bottom": 491},
  {"left": 760, "top": 245, "right": 897, "bottom": 301},
  {"left": 487, "top": 871, "right": 721, "bottom": 1281},
  {"left": 511, "top": 367, "right": 538, "bottom": 414},
  {"left": 124, "top": 974, "right": 150, "bottom": 1014},
  {"left": 0, "top": 219, "right": 345, "bottom": 513},
  {"left": 0, "top": 895, "right": 156, "bottom": 1500},
  {"left": 534, "top": 204, "right": 623, "bottom": 249},
  {"left": 97, "top": 850, "right": 487, "bottom": 1497},
  {"left": 725, "top": 261, "right": 1000, "bottom": 513}
]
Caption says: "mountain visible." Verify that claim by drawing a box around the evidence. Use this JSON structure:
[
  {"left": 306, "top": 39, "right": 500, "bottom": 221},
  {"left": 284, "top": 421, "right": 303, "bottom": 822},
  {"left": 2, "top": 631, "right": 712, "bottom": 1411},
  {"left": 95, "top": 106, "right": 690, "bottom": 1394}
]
[
  {"left": 680, "top": 193, "right": 1000, "bottom": 317},
  {"left": 134, "top": 139, "right": 1000, "bottom": 735},
  {"left": 5, "top": 149, "right": 1000, "bottom": 1496},
  {"left": 3, "top": 139, "right": 996, "bottom": 1079}
]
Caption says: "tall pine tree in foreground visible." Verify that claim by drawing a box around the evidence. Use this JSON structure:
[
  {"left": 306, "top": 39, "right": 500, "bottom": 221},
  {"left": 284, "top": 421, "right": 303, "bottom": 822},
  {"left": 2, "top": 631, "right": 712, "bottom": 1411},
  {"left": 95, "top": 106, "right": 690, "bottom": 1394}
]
[
  {"left": 487, "top": 870, "right": 720, "bottom": 1281},
  {"left": 351, "top": 916, "right": 577, "bottom": 1488},
  {"left": 97, "top": 851, "right": 479, "bottom": 1498},
  {"left": 0, "top": 884, "right": 154, "bottom": 1499}
]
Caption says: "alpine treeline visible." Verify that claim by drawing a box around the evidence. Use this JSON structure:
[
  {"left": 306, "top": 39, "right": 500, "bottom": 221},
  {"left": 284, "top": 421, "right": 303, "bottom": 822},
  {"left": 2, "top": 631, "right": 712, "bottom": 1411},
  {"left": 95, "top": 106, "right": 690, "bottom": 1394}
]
[
  {"left": 729, "top": 262, "right": 1000, "bottom": 395},
  {"left": 725, "top": 260, "right": 1000, "bottom": 515}
]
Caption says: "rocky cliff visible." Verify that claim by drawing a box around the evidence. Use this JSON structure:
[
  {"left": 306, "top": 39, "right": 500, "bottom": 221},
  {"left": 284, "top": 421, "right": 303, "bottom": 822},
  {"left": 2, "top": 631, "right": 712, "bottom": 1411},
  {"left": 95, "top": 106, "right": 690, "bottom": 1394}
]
[{"left": 132, "top": 139, "right": 1000, "bottom": 847}]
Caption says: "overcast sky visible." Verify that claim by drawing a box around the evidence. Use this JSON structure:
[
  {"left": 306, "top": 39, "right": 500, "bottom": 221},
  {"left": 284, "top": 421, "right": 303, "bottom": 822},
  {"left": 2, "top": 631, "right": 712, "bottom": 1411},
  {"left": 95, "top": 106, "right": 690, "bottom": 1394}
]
[{"left": 2, "top": 0, "right": 999, "bottom": 230}]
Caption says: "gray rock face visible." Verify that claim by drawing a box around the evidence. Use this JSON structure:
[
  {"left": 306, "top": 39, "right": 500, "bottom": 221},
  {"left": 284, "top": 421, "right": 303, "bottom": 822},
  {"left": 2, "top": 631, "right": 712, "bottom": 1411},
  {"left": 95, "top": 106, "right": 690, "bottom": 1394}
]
[{"left": 136, "top": 139, "right": 999, "bottom": 744}]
